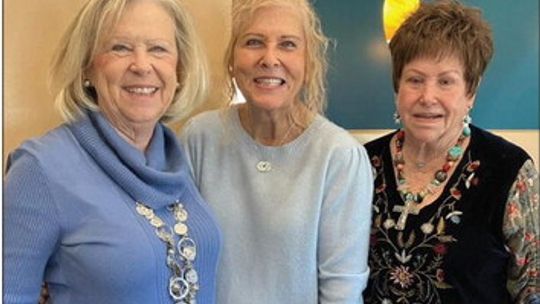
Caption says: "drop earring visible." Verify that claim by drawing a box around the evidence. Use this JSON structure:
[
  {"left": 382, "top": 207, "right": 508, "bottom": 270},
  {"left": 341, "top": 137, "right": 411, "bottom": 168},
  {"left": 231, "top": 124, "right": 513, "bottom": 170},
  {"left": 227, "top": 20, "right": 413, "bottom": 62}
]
[
  {"left": 393, "top": 112, "right": 401, "bottom": 125},
  {"left": 463, "top": 113, "right": 472, "bottom": 136}
]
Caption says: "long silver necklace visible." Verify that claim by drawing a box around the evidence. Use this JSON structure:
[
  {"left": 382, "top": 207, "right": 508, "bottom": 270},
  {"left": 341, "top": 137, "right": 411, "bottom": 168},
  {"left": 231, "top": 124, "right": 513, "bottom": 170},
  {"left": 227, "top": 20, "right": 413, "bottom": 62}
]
[{"left": 136, "top": 201, "right": 198, "bottom": 303}]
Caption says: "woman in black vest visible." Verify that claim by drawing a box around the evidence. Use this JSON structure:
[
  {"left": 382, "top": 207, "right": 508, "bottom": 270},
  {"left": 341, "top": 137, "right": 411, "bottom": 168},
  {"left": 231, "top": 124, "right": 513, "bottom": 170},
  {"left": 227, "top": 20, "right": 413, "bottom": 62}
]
[{"left": 363, "top": 1, "right": 539, "bottom": 303}]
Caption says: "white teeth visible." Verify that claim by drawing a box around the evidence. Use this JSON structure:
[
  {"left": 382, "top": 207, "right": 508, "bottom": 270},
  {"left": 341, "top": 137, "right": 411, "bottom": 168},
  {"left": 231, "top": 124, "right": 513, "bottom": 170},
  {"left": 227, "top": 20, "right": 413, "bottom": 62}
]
[
  {"left": 255, "top": 78, "right": 284, "bottom": 86},
  {"left": 126, "top": 87, "right": 157, "bottom": 95},
  {"left": 417, "top": 114, "right": 440, "bottom": 118}
]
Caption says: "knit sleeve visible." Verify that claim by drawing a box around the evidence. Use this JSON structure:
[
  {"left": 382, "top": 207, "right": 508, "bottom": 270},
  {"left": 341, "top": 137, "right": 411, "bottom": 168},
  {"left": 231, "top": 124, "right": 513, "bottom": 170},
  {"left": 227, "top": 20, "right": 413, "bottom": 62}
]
[
  {"left": 502, "top": 159, "right": 540, "bottom": 304},
  {"left": 178, "top": 119, "right": 200, "bottom": 186},
  {"left": 4, "top": 151, "right": 61, "bottom": 304},
  {"left": 317, "top": 144, "right": 374, "bottom": 304}
]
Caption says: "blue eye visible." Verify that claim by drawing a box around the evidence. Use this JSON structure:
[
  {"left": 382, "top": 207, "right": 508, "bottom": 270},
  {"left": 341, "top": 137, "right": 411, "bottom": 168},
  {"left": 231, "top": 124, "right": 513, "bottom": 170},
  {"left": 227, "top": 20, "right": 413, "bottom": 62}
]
[
  {"left": 149, "top": 46, "right": 167, "bottom": 53},
  {"left": 245, "top": 39, "right": 263, "bottom": 47},
  {"left": 280, "top": 40, "right": 297, "bottom": 49},
  {"left": 407, "top": 77, "right": 422, "bottom": 84},
  {"left": 111, "top": 44, "right": 131, "bottom": 52}
]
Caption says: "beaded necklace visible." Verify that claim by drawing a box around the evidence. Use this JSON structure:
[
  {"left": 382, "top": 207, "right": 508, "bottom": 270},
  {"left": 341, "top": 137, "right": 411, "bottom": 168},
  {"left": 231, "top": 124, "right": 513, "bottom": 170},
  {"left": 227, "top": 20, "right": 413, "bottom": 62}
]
[
  {"left": 136, "top": 201, "right": 199, "bottom": 302},
  {"left": 392, "top": 128, "right": 470, "bottom": 230}
]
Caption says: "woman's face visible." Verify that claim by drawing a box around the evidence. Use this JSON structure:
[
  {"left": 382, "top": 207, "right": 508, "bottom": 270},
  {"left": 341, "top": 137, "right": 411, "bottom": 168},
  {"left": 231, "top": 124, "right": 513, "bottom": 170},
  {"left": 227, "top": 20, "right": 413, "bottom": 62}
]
[
  {"left": 233, "top": 6, "right": 306, "bottom": 112},
  {"left": 396, "top": 55, "right": 474, "bottom": 144},
  {"left": 88, "top": 0, "right": 178, "bottom": 132}
]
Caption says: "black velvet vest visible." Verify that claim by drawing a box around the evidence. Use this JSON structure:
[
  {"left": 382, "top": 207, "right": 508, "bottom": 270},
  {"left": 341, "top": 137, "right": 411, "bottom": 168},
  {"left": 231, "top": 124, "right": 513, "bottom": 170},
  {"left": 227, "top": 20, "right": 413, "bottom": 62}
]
[
  {"left": 443, "top": 126, "right": 529, "bottom": 303},
  {"left": 364, "top": 125, "right": 530, "bottom": 304}
]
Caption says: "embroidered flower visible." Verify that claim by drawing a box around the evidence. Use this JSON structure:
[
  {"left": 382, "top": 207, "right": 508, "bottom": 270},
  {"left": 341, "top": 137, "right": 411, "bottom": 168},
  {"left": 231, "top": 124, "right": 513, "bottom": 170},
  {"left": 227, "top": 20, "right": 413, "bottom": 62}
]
[
  {"left": 516, "top": 256, "right": 529, "bottom": 266},
  {"left": 382, "top": 299, "right": 393, "bottom": 304},
  {"left": 525, "top": 232, "right": 536, "bottom": 242},
  {"left": 371, "top": 156, "right": 381, "bottom": 168},
  {"left": 436, "top": 268, "right": 445, "bottom": 282},
  {"left": 445, "top": 211, "right": 463, "bottom": 224},
  {"left": 420, "top": 223, "right": 434, "bottom": 234},
  {"left": 467, "top": 160, "right": 480, "bottom": 172},
  {"left": 389, "top": 265, "right": 414, "bottom": 288},
  {"left": 529, "top": 268, "right": 539, "bottom": 278},
  {"left": 516, "top": 180, "right": 527, "bottom": 192},
  {"left": 450, "top": 216, "right": 461, "bottom": 224},
  {"left": 433, "top": 243, "right": 448, "bottom": 255},
  {"left": 507, "top": 202, "right": 520, "bottom": 219},
  {"left": 383, "top": 219, "right": 396, "bottom": 230},
  {"left": 450, "top": 188, "right": 462, "bottom": 200}
]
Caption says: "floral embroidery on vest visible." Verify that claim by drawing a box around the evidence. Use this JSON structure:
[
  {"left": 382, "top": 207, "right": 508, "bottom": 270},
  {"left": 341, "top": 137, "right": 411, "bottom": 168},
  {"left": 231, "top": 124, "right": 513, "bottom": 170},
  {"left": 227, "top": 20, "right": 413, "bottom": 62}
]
[{"left": 367, "top": 151, "right": 480, "bottom": 303}]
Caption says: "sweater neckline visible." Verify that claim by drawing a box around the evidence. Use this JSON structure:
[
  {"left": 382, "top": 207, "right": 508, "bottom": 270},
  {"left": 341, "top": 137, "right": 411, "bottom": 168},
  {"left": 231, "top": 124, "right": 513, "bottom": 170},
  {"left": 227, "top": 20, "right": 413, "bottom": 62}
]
[
  {"left": 228, "top": 105, "right": 324, "bottom": 152},
  {"left": 227, "top": 105, "right": 324, "bottom": 173},
  {"left": 68, "top": 110, "right": 191, "bottom": 209}
]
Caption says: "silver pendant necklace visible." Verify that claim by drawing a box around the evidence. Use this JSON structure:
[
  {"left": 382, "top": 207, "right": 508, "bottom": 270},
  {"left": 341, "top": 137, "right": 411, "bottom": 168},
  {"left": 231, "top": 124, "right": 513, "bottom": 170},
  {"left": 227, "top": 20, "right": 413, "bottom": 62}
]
[
  {"left": 136, "top": 201, "right": 198, "bottom": 303},
  {"left": 254, "top": 123, "right": 295, "bottom": 173}
]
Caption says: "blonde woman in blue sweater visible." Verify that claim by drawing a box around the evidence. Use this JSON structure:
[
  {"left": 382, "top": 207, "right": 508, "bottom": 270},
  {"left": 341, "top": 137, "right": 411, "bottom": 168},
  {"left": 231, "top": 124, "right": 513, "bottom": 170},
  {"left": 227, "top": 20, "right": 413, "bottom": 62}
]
[
  {"left": 181, "top": 0, "right": 373, "bottom": 303},
  {"left": 4, "top": 0, "right": 221, "bottom": 303}
]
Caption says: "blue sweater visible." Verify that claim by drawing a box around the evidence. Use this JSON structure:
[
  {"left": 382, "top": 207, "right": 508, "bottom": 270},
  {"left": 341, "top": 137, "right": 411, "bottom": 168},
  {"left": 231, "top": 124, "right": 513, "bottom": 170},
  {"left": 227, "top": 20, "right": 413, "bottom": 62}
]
[
  {"left": 181, "top": 107, "right": 373, "bottom": 304},
  {"left": 4, "top": 111, "right": 222, "bottom": 304}
]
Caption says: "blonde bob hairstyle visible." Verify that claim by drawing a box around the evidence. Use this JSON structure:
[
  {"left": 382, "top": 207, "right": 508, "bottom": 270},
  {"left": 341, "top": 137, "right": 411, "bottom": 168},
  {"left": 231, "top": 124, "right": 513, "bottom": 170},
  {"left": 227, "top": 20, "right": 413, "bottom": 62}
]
[
  {"left": 224, "top": 0, "right": 329, "bottom": 114},
  {"left": 389, "top": 0, "right": 493, "bottom": 97},
  {"left": 49, "top": 0, "right": 209, "bottom": 124}
]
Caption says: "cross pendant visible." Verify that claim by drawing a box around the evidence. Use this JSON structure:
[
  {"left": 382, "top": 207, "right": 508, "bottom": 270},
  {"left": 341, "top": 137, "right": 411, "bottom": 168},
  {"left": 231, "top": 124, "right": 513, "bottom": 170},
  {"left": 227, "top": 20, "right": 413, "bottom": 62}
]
[{"left": 392, "top": 200, "right": 420, "bottom": 230}]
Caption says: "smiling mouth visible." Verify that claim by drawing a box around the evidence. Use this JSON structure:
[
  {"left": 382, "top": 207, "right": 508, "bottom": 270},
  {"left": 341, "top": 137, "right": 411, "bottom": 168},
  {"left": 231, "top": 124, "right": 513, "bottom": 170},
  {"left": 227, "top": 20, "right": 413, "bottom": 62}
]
[
  {"left": 254, "top": 77, "right": 286, "bottom": 87},
  {"left": 124, "top": 86, "right": 159, "bottom": 95},
  {"left": 414, "top": 113, "right": 443, "bottom": 119}
]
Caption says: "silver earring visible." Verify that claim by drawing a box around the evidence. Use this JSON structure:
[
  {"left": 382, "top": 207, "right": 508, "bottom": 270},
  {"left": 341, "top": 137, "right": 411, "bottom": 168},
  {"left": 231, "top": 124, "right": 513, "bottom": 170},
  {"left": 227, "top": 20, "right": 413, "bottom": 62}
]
[
  {"left": 393, "top": 112, "right": 401, "bottom": 125},
  {"left": 83, "top": 79, "right": 91, "bottom": 88}
]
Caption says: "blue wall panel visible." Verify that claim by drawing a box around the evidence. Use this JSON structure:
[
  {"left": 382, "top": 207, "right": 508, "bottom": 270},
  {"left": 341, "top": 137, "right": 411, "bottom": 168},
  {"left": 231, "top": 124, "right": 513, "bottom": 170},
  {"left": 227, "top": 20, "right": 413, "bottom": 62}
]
[{"left": 314, "top": 0, "right": 539, "bottom": 129}]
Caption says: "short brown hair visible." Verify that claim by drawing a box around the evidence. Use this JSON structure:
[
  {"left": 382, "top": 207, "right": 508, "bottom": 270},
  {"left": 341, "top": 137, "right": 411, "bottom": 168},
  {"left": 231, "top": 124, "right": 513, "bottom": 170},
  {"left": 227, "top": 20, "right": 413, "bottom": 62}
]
[
  {"left": 49, "top": 0, "right": 208, "bottom": 124},
  {"left": 224, "top": 0, "right": 329, "bottom": 114},
  {"left": 389, "top": 0, "right": 493, "bottom": 97}
]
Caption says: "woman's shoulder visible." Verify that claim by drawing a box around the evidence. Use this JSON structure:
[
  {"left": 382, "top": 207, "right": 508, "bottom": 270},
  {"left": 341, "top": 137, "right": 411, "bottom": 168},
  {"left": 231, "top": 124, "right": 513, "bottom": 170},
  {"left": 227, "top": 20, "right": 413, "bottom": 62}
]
[
  {"left": 471, "top": 125, "right": 531, "bottom": 162},
  {"left": 7, "top": 124, "right": 83, "bottom": 170},
  {"left": 10, "top": 124, "right": 75, "bottom": 159},
  {"left": 312, "top": 116, "right": 362, "bottom": 149},
  {"left": 182, "top": 108, "right": 230, "bottom": 137},
  {"left": 364, "top": 131, "right": 396, "bottom": 156}
]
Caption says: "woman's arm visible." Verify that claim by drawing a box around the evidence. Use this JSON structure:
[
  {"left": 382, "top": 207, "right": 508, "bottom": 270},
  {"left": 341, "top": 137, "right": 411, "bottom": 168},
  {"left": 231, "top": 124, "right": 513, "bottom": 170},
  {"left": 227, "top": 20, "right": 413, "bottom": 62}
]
[
  {"left": 503, "top": 159, "right": 540, "bottom": 304},
  {"left": 4, "top": 152, "right": 60, "bottom": 304},
  {"left": 318, "top": 145, "right": 374, "bottom": 304}
]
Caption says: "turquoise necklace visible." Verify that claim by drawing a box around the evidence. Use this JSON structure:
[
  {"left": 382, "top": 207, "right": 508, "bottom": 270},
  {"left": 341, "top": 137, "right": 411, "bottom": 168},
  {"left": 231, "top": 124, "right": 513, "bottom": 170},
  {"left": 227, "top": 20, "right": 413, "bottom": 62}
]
[{"left": 392, "top": 128, "right": 470, "bottom": 230}]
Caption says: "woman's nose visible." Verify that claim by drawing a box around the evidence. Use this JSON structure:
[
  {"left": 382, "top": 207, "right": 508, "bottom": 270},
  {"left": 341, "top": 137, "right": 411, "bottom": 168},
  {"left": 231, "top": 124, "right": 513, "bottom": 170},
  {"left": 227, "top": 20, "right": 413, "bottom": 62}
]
[
  {"left": 259, "top": 48, "right": 280, "bottom": 68},
  {"left": 129, "top": 49, "right": 152, "bottom": 75},
  {"left": 420, "top": 83, "right": 437, "bottom": 105}
]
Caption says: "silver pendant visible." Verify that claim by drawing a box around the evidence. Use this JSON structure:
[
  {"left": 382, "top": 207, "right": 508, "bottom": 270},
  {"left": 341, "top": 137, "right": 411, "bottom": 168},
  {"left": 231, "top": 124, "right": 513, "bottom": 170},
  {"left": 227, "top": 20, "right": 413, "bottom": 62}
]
[{"left": 256, "top": 161, "right": 272, "bottom": 172}]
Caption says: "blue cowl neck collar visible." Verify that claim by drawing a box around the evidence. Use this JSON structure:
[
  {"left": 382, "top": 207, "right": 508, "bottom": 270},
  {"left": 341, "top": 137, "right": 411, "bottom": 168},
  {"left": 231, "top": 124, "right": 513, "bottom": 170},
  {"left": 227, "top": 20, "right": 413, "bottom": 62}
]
[{"left": 68, "top": 110, "right": 190, "bottom": 209}]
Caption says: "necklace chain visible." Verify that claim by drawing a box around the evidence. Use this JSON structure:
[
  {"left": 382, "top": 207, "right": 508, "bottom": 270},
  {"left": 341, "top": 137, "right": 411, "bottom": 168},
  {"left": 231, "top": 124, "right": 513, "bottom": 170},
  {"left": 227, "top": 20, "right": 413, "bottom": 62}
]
[
  {"left": 136, "top": 201, "right": 199, "bottom": 303},
  {"left": 391, "top": 129, "right": 469, "bottom": 230}
]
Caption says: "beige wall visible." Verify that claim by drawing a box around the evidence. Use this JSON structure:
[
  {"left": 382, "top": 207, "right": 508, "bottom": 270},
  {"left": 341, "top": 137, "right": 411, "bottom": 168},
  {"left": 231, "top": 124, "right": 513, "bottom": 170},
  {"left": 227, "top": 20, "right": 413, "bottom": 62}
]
[{"left": 4, "top": 0, "right": 231, "bottom": 162}]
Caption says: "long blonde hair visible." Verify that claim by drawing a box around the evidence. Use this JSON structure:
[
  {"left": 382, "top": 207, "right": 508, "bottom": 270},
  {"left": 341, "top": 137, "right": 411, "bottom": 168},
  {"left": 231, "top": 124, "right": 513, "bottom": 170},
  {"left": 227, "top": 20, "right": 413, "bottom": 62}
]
[
  {"left": 223, "top": 0, "right": 329, "bottom": 114},
  {"left": 49, "top": 0, "right": 209, "bottom": 124}
]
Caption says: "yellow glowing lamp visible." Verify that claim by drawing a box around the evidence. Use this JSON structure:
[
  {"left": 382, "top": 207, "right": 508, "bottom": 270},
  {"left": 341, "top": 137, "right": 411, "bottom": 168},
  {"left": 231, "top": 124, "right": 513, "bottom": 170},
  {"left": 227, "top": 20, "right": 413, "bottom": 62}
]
[{"left": 383, "top": 0, "right": 420, "bottom": 43}]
